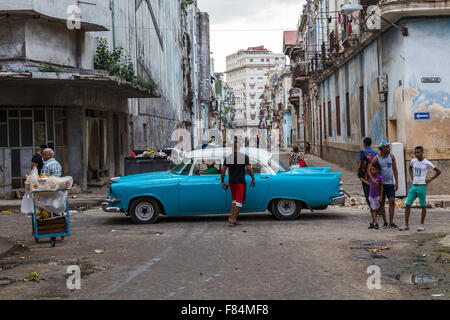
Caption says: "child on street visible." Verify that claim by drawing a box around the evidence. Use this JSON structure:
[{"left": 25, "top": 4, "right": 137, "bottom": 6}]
[{"left": 360, "top": 162, "right": 387, "bottom": 229}]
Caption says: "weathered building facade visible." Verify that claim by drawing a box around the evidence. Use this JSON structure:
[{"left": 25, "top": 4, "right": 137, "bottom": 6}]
[
  {"left": 289, "top": 0, "right": 450, "bottom": 194},
  {"left": 0, "top": 0, "right": 211, "bottom": 196},
  {"left": 283, "top": 30, "right": 305, "bottom": 148}
]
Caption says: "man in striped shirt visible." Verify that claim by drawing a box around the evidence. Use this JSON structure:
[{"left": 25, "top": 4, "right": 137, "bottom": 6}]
[{"left": 42, "top": 148, "right": 62, "bottom": 177}]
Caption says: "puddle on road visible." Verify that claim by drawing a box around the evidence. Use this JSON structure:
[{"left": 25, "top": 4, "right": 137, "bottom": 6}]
[
  {"left": 349, "top": 240, "right": 390, "bottom": 250},
  {"left": 350, "top": 240, "right": 391, "bottom": 261}
]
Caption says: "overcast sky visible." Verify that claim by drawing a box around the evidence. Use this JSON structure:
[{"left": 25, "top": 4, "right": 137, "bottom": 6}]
[{"left": 197, "top": 0, "right": 305, "bottom": 73}]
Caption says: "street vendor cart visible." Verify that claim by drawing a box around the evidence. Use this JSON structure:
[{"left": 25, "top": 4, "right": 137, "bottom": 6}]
[{"left": 31, "top": 189, "right": 71, "bottom": 247}]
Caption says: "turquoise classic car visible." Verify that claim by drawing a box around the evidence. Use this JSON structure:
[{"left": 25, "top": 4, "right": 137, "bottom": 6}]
[{"left": 102, "top": 148, "right": 346, "bottom": 224}]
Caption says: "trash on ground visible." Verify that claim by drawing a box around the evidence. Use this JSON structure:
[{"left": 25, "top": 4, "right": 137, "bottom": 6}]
[
  {"left": 0, "top": 211, "right": 14, "bottom": 214},
  {"left": 431, "top": 294, "right": 444, "bottom": 297},
  {"left": 396, "top": 273, "right": 438, "bottom": 285},
  {"left": 435, "top": 234, "right": 446, "bottom": 239},
  {"left": 367, "top": 246, "right": 390, "bottom": 253},
  {"left": 386, "top": 291, "right": 393, "bottom": 294},
  {"left": 93, "top": 249, "right": 105, "bottom": 254},
  {"left": 437, "top": 247, "right": 450, "bottom": 254},
  {"left": 69, "top": 210, "right": 79, "bottom": 214},
  {"left": 18, "top": 272, "right": 40, "bottom": 282},
  {"left": 413, "top": 259, "right": 428, "bottom": 263}
]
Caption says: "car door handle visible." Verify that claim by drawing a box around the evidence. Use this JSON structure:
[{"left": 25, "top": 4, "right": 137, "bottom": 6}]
[{"left": 260, "top": 176, "right": 269, "bottom": 179}]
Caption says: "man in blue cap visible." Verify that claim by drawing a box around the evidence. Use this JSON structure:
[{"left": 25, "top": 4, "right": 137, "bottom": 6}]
[{"left": 369, "top": 141, "right": 399, "bottom": 229}]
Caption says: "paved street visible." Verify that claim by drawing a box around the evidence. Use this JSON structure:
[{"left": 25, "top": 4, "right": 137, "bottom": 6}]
[
  {"left": 1, "top": 150, "right": 449, "bottom": 300},
  {"left": 1, "top": 204, "right": 449, "bottom": 300}
]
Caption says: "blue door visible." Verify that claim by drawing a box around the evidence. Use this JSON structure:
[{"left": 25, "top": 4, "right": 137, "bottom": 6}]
[
  {"left": 225, "top": 173, "right": 271, "bottom": 212},
  {"left": 179, "top": 175, "right": 228, "bottom": 214}
]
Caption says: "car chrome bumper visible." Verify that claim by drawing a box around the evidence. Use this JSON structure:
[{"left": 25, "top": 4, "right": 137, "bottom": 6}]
[
  {"left": 332, "top": 196, "right": 346, "bottom": 206},
  {"left": 102, "top": 197, "right": 122, "bottom": 213}
]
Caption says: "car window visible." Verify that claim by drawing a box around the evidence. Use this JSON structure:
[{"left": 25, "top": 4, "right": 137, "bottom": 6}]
[
  {"left": 249, "top": 159, "right": 269, "bottom": 174},
  {"left": 268, "top": 156, "right": 289, "bottom": 173},
  {"left": 170, "top": 159, "right": 193, "bottom": 175},
  {"left": 192, "top": 159, "right": 222, "bottom": 176}
]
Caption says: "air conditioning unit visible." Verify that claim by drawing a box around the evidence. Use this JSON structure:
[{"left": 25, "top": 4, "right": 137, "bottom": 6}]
[{"left": 365, "top": 5, "right": 381, "bottom": 31}]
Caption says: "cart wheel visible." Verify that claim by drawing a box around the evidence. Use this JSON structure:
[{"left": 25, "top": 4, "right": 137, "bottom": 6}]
[
  {"left": 51, "top": 237, "right": 56, "bottom": 247},
  {"left": 61, "top": 236, "right": 65, "bottom": 240},
  {"left": 35, "top": 238, "right": 39, "bottom": 243}
]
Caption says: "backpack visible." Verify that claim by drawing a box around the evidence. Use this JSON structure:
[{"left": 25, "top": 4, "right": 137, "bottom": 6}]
[{"left": 358, "top": 151, "right": 370, "bottom": 179}]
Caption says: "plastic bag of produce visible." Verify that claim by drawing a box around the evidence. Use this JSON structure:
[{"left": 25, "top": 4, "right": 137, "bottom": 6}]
[
  {"left": 33, "top": 190, "right": 68, "bottom": 214},
  {"left": 25, "top": 168, "right": 73, "bottom": 192}
]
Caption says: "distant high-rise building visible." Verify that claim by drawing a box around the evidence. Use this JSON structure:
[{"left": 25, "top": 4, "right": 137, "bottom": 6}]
[{"left": 225, "top": 46, "right": 285, "bottom": 136}]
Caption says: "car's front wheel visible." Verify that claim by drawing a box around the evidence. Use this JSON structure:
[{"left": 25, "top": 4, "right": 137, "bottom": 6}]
[
  {"left": 272, "top": 199, "right": 302, "bottom": 220},
  {"left": 129, "top": 197, "right": 160, "bottom": 224}
]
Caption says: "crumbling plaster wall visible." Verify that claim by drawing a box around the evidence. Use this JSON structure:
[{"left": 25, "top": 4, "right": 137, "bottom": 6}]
[{"left": 111, "top": 0, "right": 184, "bottom": 151}]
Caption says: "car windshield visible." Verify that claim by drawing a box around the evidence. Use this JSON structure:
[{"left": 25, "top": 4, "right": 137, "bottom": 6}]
[
  {"left": 268, "top": 156, "right": 290, "bottom": 173},
  {"left": 170, "top": 159, "right": 192, "bottom": 175}
]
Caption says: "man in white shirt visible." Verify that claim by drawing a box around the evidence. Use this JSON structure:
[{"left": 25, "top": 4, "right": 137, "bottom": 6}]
[{"left": 399, "top": 146, "right": 441, "bottom": 231}]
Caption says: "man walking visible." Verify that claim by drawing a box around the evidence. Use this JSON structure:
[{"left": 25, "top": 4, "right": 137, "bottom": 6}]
[
  {"left": 369, "top": 142, "right": 399, "bottom": 229},
  {"left": 256, "top": 135, "right": 260, "bottom": 148},
  {"left": 399, "top": 146, "right": 441, "bottom": 231},
  {"left": 42, "top": 148, "right": 62, "bottom": 177},
  {"left": 357, "top": 137, "right": 378, "bottom": 214},
  {"left": 31, "top": 144, "right": 47, "bottom": 175},
  {"left": 221, "top": 141, "right": 256, "bottom": 227}
]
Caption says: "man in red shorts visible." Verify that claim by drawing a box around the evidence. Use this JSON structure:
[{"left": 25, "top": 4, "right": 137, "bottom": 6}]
[{"left": 221, "top": 140, "right": 256, "bottom": 227}]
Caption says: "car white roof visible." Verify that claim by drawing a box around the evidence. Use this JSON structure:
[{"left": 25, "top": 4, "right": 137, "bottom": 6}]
[{"left": 184, "top": 147, "right": 273, "bottom": 164}]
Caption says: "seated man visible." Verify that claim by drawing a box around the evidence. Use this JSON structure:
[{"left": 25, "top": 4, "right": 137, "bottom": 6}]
[{"left": 202, "top": 160, "right": 220, "bottom": 175}]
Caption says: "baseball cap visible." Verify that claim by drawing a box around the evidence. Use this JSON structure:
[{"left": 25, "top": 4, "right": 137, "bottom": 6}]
[{"left": 378, "top": 141, "right": 390, "bottom": 151}]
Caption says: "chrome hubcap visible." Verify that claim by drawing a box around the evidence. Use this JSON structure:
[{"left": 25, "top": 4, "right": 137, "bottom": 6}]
[
  {"left": 135, "top": 202, "right": 154, "bottom": 221},
  {"left": 277, "top": 199, "right": 296, "bottom": 216}
]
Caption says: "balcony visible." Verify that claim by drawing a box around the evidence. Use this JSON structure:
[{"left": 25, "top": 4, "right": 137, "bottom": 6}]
[
  {"left": 249, "top": 80, "right": 255, "bottom": 87},
  {"left": 377, "top": 0, "right": 450, "bottom": 30},
  {"left": 0, "top": 69, "right": 159, "bottom": 98},
  {"left": 291, "top": 62, "right": 309, "bottom": 89},
  {"left": 0, "top": 0, "right": 110, "bottom": 31}
]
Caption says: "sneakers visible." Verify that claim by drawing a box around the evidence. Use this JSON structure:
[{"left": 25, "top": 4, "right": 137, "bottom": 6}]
[
  {"left": 398, "top": 224, "right": 410, "bottom": 231},
  {"left": 417, "top": 224, "right": 425, "bottom": 231},
  {"left": 369, "top": 223, "right": 379, "bottom": 230},
  {"left": 389, "top": 223, "right": 399, "bottom": 229},
  {"left": 382, "top": 222, "right": 389, "bottom": 229}
]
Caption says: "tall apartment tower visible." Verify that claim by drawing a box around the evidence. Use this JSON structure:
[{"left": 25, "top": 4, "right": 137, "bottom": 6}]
[{"left": 225, "top": 46, "right": 286, "bottom": 137}]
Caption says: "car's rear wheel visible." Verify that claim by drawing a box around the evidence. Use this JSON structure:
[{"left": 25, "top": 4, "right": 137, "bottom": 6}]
[
  {"left": 129, "top": 197, "right": 160, "bottom": 224},
  {"left": 272, "top": 199, "right": 302, "bottom": 220}
]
